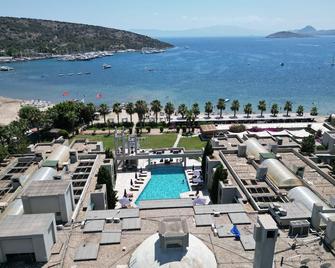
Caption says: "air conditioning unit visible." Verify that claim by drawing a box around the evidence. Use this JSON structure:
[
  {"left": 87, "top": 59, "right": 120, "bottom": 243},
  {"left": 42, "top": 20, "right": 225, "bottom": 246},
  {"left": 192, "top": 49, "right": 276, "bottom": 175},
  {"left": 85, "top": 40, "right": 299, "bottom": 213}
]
[{"left": 289, "top": 220, "right": 310, "bottom": 237}]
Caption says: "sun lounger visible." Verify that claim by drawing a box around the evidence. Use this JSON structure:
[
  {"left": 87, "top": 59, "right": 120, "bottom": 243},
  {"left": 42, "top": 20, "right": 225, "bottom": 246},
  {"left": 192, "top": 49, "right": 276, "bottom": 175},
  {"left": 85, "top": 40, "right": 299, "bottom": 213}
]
[
  {"left": 134, "top": 180, "right": 144, "bottom": 184},
  {"left": 130, "top": 187, "right": 139, "bottom": 191}
]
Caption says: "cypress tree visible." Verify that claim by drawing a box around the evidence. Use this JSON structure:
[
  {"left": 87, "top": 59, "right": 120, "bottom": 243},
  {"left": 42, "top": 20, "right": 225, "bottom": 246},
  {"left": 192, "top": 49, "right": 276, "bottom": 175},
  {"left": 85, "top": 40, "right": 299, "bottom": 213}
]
[{"left": 97, "top": 166, "right": 117, "bottom": 209}]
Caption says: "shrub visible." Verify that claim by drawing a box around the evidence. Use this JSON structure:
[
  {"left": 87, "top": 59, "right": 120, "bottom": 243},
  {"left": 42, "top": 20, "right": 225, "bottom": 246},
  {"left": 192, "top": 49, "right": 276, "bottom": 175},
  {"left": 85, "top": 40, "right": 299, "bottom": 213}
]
[
  {"left": 128, "top": 128, "right": 133, "bottom": 135},
  {"left": 176, "top": 127, "right": 180, "bottom": 133},
  {"left": 160, "top": 126, "right": 164, "bottom": 133},
  {"left": 146, "top": 127, "right": 151, "bottom": 133},
  {"left": 229, "top": 124, "right": 246, "bottom": 133},
  {"left": 58, "top": 129, "right": 69, "bottom": 138},
  {"left": 300, "top": 135, "right": 315, "bottom": 155},
  {"left": 210, "top": 164, "right": 228, "bottom": 204}
]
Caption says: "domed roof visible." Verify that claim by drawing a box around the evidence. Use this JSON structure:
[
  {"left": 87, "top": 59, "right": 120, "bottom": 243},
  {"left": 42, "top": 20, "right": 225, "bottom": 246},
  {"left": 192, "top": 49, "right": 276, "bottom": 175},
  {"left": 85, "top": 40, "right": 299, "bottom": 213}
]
[{"left": 129, "top": 233, "right": 217, "bottom": 268}]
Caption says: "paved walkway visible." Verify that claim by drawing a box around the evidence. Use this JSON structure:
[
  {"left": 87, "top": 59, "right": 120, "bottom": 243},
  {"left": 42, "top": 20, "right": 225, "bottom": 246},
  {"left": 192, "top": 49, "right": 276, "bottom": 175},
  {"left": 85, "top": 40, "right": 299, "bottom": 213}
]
[{"left": 173, "top": 129, "right": 183, "bottom": 147}]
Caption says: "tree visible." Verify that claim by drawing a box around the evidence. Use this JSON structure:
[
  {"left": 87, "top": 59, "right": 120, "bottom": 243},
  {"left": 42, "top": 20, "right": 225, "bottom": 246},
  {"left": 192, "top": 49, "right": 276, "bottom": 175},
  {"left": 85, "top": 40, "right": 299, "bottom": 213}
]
[
  {"left": 185, "top": 110, "right": 194, "bottom": 133},
  {"left": 210, "top": 164, "right": 228, "bottom": 204},
  {"left": 217, "top": 98, "right": 226, "bottom": 118},
  {"left": 300, "top": 135, "right": 315, "bottom": 155},
  {"left": 271, "top": 103, "right": 279, "bottom": 117},
  {"left": 135, "top": 100, "right": 148, "bottom": 127},
  {"left": 258, "top": 100, "right": 266, "bottom": 117},
  {"left": 296, "top": 105, "right": 304, "bottom": 116},
  {"left": 178, "top": 104, "right": 187, "bottom": 119},
  {"left": 112, "top": 102, "right": 122, "bottom": 124},
  {"left": 164, "top": 102, "right": 175, "bottom": 123},
  {"left": 0, "top": 144, "right": 8, "bottom": 162},
  {"left": 205, "top": 101, "right": 213, "bottom": 118},
  {"left": 191, "top": 103, "right": 200, "bottom": 118},
  {"left": 125, "top": 102, "right": 135, "bottom": 123},
  {"left": 99, "top": 104, "right": 109, "bottom": 124},
  {"left": 19, "top": 105, "right": 43, "bottom": 141},
  {"left": 97, "top": 166, "right": 117, "bottom": 209},
  {"left": 284, "top": 101, "right": 292, "bottom": 117},
  {"left": 244, "top": 103, "right": 253, "bottom": 118},
  {"left": 201, "top": 140, "right": 214, "bottom": 179},
  {"left": 65, "top": 111, "right": 78, "bottom": 133},
  {"left": 80, "top": 103, "right": 96, "bottom": 125},
  {"left": 310, "top": 106, "right": 318, "bottom": 116},
  {"left": 230, "top": 99, "right": 240, "bottom": 118},
  {"left": 150, "top": 100, "right": 162, "bottom": 123}
]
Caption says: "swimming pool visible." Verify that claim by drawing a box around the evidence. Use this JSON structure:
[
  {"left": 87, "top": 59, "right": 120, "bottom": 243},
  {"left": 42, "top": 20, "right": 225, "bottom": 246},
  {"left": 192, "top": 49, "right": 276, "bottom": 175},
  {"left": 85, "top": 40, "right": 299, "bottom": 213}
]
[{"left": 135, "top": 166, "right": 190, "bottom": 205}]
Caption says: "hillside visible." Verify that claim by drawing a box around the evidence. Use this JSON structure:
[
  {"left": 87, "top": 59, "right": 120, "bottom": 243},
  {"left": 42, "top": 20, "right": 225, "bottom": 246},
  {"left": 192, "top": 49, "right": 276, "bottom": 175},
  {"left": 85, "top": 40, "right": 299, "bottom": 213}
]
[
  {"left": 0, "top": 17, "right": 172, "bottom": 57},
  {"left": 267, "top": 25, "right": 335, "bottom": 39},
  {"left": 266, "top": 31, "right": 311, "bottom": 38}
]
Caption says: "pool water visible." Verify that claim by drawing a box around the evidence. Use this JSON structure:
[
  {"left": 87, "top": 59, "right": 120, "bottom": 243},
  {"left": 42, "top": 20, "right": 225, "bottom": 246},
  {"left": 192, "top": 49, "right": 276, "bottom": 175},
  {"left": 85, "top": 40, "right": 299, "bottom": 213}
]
[{"left": 135, "top": 166, "right": 190, "bottom": 205}]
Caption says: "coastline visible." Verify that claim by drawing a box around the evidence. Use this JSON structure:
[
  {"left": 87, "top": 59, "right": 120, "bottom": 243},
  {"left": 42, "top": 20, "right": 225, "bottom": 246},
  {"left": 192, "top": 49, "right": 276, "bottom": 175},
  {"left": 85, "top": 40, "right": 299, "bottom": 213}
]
[
  {"left": 0, "top": 95, "right": 328, "bottom": 127},
  {"left": 0, "top": 47, "right": 167, "bottom": 64}
]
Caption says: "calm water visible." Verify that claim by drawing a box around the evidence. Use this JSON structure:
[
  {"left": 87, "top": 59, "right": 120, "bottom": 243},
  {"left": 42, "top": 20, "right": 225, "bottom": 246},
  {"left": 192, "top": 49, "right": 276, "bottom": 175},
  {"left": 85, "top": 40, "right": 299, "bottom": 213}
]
[
  {"left": 135, "top": 166, "right": 189, "bottom": 204},
  {"left": 1, "top": 37, "right": 335, "bottom": 114}
]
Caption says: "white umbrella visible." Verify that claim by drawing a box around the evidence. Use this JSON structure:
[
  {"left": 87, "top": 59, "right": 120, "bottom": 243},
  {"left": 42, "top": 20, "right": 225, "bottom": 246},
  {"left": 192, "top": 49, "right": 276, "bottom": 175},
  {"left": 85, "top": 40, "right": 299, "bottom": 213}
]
[
  {"left": 193, "top": 197, "right": 206, "bottom": 206},
  {"left": 193, "top": 177, "right": 204, "bottom": 183},
  {"left": 119, "top": 197, "right": 131, "bottom": 207}
]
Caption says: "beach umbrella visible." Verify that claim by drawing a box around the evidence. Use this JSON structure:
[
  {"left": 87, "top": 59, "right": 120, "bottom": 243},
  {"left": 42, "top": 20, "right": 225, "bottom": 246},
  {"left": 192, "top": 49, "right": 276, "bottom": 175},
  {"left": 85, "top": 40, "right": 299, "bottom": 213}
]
[
  {"left": 230, "top": 225, "right": 241, "bottom": 240},
  {"left": 130, "top": 179, "right": 133, "bottom": 186},
  {"left": 193, "top": 177, "right": 204, "bottom": 183},
  {"left": 119, "top": 197, "right": 130, "bottom": 207},
  {"left": 194, "top": 170, "right": 201, "bottom": 177},
  {"left": 123, "top": 189, "right": 127, "bottom": 197},
  {"left": 193, "top": 196, "right": 206, "bottom": 206}
]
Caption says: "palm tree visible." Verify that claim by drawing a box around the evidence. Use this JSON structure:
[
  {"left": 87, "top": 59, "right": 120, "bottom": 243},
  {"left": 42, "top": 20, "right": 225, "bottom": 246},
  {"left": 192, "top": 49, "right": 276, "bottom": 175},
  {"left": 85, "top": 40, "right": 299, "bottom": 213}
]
[
  {"left": 205, "top": 101, "right": 213, "bottom": 118},
  {"left": 217, "top": 98, "right": 226, "bottom": 118},
  {"left": 112, "top": 102, "right": 122, "bottom": 124},
  {"left": 296, "top": 105, "right": 304, "bottom": 116},
  {"left": 99, "top": 104, "right": 109, "bottom": 124},
  {"left": 150, "top": 100, "right": 162, "bottom": 123},
  {"left": 191, "top": 103, "right": 200, "bottom": 118},
  {"left": 244, "top": 103, "right": 253, "bottom": 118},
  {"left": 135, "top": 100, "right": 148, "bottom": 127},
  {"left": 185, "top": 110, "right": 194, "bottom": 133},
  {"left": 164, "top": 102, "right": 175, "bottom": 123},
  {"left": 230, "top": 99, "right": 240, "bottom": 118},
  {"left": 125, "top": 102, "right": 135, "bottom": 123},
  {"left": 284, "top": 101, "right": 292, "bottom": 117},
  {"left": 271, "top": 103, "right": 279, "bottom": 117},
  {"left": 258, "top": 100, "right": 266, "bottom": 118},
  {"left": 310, "top": 106, "right": 318, "bottom": 116},
  {"left": 178, "top": 104, "right": 187, "bottom": 119}
]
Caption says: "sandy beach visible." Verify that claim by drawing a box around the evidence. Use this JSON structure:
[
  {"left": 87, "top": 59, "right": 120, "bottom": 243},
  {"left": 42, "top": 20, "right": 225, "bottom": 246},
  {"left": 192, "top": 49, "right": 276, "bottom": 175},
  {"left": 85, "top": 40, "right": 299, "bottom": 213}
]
[{"left": 0, "top": 96, "right": 22, "bottom": 126}]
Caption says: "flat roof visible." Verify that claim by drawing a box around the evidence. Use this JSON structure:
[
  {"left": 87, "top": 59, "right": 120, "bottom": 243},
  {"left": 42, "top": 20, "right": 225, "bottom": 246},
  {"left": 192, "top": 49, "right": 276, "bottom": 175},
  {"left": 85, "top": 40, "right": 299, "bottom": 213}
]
[
  {"left": 22, "top": 180, "right": 71, "bottom": 197},
  {"left": 0, "top": 213, "right": 54, "bottom": 238}
]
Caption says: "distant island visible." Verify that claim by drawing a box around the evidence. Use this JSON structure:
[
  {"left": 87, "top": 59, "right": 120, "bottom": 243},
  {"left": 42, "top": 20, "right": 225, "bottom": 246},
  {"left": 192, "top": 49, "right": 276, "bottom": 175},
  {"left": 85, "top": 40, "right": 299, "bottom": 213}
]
[
  {"left": 267, "top": 25, "right": 335, "bottom": 38},
  {"left": 0, "top": 17, "right": 172, "bottom": 58}
]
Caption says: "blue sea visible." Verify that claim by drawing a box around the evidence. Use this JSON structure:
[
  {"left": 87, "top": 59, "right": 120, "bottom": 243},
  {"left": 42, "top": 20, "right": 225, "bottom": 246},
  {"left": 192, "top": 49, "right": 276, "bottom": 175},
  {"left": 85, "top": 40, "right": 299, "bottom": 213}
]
[{"left": 0, "top": 37, "right": 334, "bottom": 114}]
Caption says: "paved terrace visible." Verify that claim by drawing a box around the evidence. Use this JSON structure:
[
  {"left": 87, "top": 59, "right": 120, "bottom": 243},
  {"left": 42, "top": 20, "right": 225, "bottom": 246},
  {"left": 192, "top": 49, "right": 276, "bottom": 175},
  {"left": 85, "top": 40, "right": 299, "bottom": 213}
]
[{"left": 47, "top": 206, "right": 335, "bottom": 268}]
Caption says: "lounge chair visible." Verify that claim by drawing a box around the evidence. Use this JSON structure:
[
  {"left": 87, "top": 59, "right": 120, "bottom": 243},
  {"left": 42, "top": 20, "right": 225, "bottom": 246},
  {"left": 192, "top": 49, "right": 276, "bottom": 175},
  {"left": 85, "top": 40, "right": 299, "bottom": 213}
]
[
  {"left": 130, "top": 187, "right": 139, "bottom": 191},
  {"left": 134, "top": 179, "right": 144, "bottom": 184}
]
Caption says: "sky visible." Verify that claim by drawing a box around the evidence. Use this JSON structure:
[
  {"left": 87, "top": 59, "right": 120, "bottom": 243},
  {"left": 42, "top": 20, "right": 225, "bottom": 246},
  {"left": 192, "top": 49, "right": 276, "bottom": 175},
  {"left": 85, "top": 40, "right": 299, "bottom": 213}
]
[{"left": 1, "top": 0, "right": 334, "bottom": 33}]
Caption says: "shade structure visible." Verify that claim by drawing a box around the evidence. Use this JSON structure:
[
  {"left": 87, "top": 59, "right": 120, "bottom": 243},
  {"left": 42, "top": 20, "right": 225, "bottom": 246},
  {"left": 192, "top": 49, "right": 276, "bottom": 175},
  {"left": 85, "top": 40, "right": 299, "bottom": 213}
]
[
  {"left": 193, "top": 197, "right": 206, "bottom": 206},
  {"left": 288, "top": 186, "right": 329, "bottom": 212},
  {"left": 119, "top": 197, "right": 131, "bottom": 207},
  {"left": 245, "top": 138, "right": 269, "bottom": 160},
  {"left": 262, "top": 158, "right": 302, "bottom": 188}
]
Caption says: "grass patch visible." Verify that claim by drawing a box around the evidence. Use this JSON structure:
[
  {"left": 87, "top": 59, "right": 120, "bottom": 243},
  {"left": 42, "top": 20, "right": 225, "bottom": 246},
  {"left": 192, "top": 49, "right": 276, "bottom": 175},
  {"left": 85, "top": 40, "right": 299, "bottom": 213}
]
[
  {"left": 178, "top": 136, "right": 206, "bottom": 150},
  {"left": 71, "top": 134, "right": 115, "bottom": 149},
  {"left": 138, "top": 133, "right": 177, "bottom": 149}
]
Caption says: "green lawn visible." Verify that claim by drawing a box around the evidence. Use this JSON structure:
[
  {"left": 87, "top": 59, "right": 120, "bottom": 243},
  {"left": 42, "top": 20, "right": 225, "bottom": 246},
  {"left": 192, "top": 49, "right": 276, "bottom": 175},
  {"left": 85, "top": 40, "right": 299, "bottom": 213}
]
[
  {"left": 138, "top": 133, "right": 177, "bottom": 149},
  {"left": 178, "top": 136, "right": 206, "bottom": 150},
  {"left": 71, "top": 134, "right": 115, "bottom": 149}
]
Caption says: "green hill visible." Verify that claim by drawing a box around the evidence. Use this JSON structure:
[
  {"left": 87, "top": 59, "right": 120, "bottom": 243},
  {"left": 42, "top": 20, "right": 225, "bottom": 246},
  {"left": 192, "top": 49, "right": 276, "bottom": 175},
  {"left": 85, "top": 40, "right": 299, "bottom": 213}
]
[{"left": 0, "top": 17, "right": 172, "bottom": 56}]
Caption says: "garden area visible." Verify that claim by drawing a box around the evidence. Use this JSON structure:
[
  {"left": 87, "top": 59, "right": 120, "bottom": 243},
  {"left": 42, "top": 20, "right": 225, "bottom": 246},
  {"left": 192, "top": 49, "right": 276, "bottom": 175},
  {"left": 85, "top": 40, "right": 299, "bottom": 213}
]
[{"left": 177, "top": 135, "right": 206, "bottom": 150}]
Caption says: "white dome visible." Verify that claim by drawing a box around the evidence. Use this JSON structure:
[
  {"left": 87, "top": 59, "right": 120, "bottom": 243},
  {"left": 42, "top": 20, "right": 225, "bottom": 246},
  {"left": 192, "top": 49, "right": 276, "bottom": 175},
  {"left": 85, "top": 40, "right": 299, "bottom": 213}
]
[{"left": 129, "top": 233, "right": 217, "bottom": 268}]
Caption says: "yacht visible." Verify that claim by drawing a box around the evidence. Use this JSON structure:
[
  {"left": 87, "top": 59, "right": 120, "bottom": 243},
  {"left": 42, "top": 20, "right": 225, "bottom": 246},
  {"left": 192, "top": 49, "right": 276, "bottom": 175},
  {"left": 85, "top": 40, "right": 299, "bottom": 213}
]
[
  {"left": 102, "top": 64, "right": 112, "bottom": 69},
  {"left": 0, "top": 66, "right": 14, "bottom": 71}
]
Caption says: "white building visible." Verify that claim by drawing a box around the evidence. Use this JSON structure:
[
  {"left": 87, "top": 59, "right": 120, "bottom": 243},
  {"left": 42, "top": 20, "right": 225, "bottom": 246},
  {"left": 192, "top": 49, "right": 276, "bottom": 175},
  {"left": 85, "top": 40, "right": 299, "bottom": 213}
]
[{"left": 0, "top": 213, "right": 56, "bottom": 263}]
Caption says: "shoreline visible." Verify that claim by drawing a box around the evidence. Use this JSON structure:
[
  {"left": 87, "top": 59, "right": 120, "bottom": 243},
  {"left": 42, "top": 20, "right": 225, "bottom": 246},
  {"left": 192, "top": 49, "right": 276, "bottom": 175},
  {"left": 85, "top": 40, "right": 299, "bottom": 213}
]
[
  {"left": 0, "top": 47, "right": 168, "bottom": 64},
  {"left": 0, "top": 95, "right": 328, "bottom": 127}
]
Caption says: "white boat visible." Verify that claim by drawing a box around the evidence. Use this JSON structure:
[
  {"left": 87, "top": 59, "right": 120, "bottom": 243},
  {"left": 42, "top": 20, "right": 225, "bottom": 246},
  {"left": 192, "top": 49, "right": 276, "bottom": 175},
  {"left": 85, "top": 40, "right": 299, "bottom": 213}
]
[
  {"left": 102, "top": 64, "right": 112, "bottom": 69},
  {"left": 0, "top": 66, "right": 14, "bottom": 71}
]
